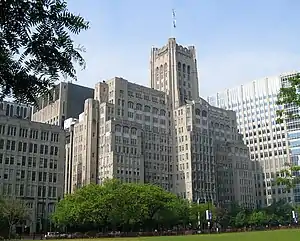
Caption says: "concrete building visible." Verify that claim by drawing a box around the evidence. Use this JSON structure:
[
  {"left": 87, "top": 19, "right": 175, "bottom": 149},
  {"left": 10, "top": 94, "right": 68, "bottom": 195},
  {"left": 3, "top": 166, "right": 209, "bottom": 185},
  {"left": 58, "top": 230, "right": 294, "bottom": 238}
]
[
  {"left": 0, "top": 101, "right": 32, "bottom": 119},
  {"left": 65, "top": 38, "right": 256, "bottom": 208},
  {"left": 173, "top": 99, "right": 255, "bottom": 207},
  {"left": 0, "top": 115, "right": 65, "bottom": 233},
  {"left": 216, "top": 136, "right": 256, "bottom": 209},
  {"left": 64, "top": 118, "right": 77, "bottom": 194},
  {"left": 150, "top": 38, "right": 199, "bottom": 108},
  {"left": 207, "top": 72, "right": 299, "bottom": 207},
  {"left": 66, "top": 77, "right": 173, "bottom": 193},
  {"left": 32, "top": 82, "right": 94, "bottom": 128},
  {"left": 150, "top": 38, "right": 255, "bottom": 207}
]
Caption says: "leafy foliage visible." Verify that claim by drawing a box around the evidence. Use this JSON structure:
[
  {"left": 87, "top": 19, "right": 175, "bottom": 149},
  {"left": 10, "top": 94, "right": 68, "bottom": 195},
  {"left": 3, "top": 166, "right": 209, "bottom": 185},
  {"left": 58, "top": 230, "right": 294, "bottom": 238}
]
[
  {"left": 0, "top": 197, "right": 28, "bottom": 238},
  {"left": 276, "top": 74, "right": 300, "bottom": 190},
  {"left": 0, "top": 0, "right": 89, "bottom": 104},
  {"left": 277, "top": 74, "right": 300, "bottom": 109},
  {"left": 275, "top": 163, "right": 300, "bottom": 190},
  {"left": 52, "top": 180, "right": 300, "bottom": 232},
  {"left": 52, "top": 180, "right": 218, "bottom": 231}
]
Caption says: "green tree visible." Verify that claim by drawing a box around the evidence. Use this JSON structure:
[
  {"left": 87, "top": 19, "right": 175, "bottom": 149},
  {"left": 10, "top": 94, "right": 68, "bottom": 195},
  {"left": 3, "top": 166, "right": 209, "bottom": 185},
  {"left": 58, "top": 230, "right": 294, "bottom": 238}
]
[
  {"left": 276, "top": 73, "right": 300, "bottom": 189},
  {"left": 0, "top": 0, "right": 89, "bottom": 104},
  {"left": 276, "top": 163, "right": 300, "bottom": 191},
  {"left": 262, "top": 200, "right": 293, "bottom": 225},
  {"left": 213, "top": 207, "right": 230, "bottom": 228},
  {"left": 248, "top": 211, "right": 268, "bottom": 227},
  {"left": 52, "top": 180, "right": 191, "bottom": 232},
  {"left": 0, "top": 197, "right": 28, "bottom": 239},
  {"left": 234, "top": 211, "right": 247, "bottom": 228},
  {"left": 276, "top": 73, "right": 300, "bottom": 121}
]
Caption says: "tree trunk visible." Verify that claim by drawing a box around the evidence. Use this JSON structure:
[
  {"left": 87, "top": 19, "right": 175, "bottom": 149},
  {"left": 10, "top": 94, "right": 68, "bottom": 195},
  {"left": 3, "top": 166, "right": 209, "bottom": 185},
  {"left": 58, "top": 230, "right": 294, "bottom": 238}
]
[{"left": 8, "top": 224, "right": 12, "bottom": 240}]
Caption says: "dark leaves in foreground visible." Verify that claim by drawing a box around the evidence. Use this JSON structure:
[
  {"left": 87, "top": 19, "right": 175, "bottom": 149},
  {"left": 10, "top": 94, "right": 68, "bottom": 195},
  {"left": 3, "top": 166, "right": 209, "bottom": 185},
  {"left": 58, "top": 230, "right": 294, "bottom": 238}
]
[{"left": 0, "top": 0, "right": 89, "bottom": 104}]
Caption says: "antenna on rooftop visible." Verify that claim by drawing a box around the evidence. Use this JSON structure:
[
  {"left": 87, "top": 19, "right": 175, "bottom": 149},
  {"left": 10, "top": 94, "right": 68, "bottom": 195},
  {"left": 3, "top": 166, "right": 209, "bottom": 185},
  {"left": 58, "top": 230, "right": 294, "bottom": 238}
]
[{"left": 171, "top": 8, "right": 176, "bottom": 38}]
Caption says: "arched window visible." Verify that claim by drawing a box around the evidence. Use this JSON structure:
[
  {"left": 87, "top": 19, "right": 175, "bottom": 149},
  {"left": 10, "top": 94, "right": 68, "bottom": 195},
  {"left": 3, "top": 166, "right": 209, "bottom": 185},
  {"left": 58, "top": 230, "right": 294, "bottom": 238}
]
[
  {"left": 0, "top": 103, "right": 3, "bottom": 110},
  {"left": 115, "top": 124, "right": 122, "bottom": 132},
  {"left": 152, "top": 107, "right": 159, "bottom": 115},
  {"left": 144, "top": 105, "right": 151, "bottom": 112},
  {"left": 16, "top": 106, "right": 20, "bottom": 116},
  {"left": 136, "top": 103, "right": 142, "bottom": 111},
  {"left": 10, "top": 105, "right": 13, "bottom": 116},
  {"left": 156, "top": 67, "right": 159, "bottom": 81},
  {"left": 20, "top": 107, "right": 23, "bottom": 117},
  {"left": 6, "top": 104, "right": 9, "bottom": 116},
  {"left": 187, "top": 65, "right": 191, "bottom": 74},
  {"left": 202, "top": 110, "right": 207, "bottom": 117},
  {"left": 160, "top": 65, "right": 163, "bottom": 80},
  {"left": 183, "top": 64, "right": 186, "bottom": 73},
  {"left": 123, "top": 126, "right": 129, "bottom": 133},
  {"left": 164, "top": 63, "right": 168, "bottom": 78},
  {"left": 195, "top": 108, "right": 201, "bottom": 116},
  {"left": 131, "top": 128, "right": 137, "bottom": 135},
  {"left": 160, "top": 109, "right": 166, "bottom": 116},
  {"left": 24, "top": 108, "right": 27, "bottom": 118},
  {"left": 178, "top": 62, "right": 181, "bottom": 71},
  {"left": 128, "top": 101, "right": 134, "bottom": 109}
]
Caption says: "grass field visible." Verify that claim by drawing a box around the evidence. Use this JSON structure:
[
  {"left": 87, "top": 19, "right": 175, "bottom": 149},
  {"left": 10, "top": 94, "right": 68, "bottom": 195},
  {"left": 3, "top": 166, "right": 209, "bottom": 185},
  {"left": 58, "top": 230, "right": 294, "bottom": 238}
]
[{"left": 76, "top": 229, "right": 299, "bottom": 241}]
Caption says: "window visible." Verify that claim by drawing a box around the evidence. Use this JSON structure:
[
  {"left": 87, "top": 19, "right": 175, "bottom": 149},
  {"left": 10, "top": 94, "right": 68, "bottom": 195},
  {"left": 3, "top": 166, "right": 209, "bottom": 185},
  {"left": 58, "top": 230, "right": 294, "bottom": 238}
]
[
  {"left": 144, "top": 105, "right": 151, "bottom": 112},
  {"left": 11, "top": 141, "right": 16, "bottom": 151},
  {"left": 160, "top": 109, "right": 166, "bottom": 116},
  {"left": 128, "top": 101, "right": 134, "bottom": 109},
  {"left": 115, "top": 125, "right": 122, "bottom": 132},
  {"left": 136, "top": 103, "right": 142, "bottom": 111},
  {"left": 18, "top": 142, "right": 22, "bottom": 152},
  {"left": 22, "top": 156, "right": 26, "bottom": 166}
]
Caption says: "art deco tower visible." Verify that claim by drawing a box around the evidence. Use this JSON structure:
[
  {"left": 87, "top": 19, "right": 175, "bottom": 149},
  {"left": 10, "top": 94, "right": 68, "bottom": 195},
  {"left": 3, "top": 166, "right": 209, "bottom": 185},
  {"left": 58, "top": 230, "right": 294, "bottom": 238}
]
[{"left": 150, "top": 38, "right": 199, "bottom": 109}]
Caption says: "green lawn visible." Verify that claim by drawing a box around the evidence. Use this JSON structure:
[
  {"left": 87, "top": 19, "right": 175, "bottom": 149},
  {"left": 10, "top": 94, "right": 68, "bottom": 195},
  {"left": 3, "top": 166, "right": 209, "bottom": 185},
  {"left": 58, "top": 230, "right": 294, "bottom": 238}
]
[{"left": 72, "top": 229, "right": 299, "bottom": 241}]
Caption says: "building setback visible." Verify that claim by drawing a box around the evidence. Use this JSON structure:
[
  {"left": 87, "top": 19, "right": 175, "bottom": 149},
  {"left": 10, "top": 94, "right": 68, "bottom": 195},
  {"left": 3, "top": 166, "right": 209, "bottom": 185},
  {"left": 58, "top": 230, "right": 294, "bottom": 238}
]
[
  {"left": 65, "top": 38, "right": 256, "bottom": 208},
  {"left": 32, "top": 82, "right": 94, "bottom": 128},
  {"left": 0, "top": 101, "right": 32, "bottom": 119}
]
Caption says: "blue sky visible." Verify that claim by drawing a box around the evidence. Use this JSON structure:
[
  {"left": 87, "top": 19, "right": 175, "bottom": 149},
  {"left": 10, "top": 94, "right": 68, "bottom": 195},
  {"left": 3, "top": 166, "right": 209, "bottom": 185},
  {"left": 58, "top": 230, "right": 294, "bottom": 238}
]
[{"left": 67, "top": 0, "right": 300, "bottom": 96}]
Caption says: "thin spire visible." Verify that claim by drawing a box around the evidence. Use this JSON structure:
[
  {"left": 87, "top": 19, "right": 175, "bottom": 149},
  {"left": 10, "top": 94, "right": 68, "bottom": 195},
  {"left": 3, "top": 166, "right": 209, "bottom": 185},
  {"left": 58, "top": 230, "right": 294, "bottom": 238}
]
[
  {"left": 171, "top": 8, "right": 176, "bottom": 37},
  {"left": 172, "top": 9, "right": 176, "bottom": 28}
]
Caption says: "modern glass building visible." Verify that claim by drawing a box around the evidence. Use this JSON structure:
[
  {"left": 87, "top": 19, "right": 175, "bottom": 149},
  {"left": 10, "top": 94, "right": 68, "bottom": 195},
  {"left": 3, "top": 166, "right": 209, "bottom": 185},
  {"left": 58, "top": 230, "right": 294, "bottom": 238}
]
[
  {"left": 281, "top": 74, "right": 300, "bottom": 203},
  {"left": 207, "top": 71, "right": 299, "bottom": 207}
]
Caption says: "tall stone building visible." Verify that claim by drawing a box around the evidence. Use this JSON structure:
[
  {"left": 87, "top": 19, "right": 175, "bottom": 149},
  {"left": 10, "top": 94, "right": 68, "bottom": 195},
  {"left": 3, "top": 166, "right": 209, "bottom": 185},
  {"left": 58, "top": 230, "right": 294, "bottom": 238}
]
[
  {"left": 150, "top": 38, "right": 199, "bottom": 108},
  {"left": 32, "top": 82, "right": 94, "bottom": 128},
  {"left": 65, "top": 77, "right": 173, "bottom": 194},
  {"left": 65, "top": 38, "right": 256, "bottom": 208},
  {"left": 0, "top": 101, "right": 32, "bottom": 119},
  {"left": 216, "top": 136, "right": 256, "bottom": 209},
  {"left": 149, "top": 38, "right": 255, "bottom": 207},
  {"left": 172, "top": 99, "right": 255, "bottom": 207},
  {"left": 0, "top": 113, "right": 65, "bottom": 233}
]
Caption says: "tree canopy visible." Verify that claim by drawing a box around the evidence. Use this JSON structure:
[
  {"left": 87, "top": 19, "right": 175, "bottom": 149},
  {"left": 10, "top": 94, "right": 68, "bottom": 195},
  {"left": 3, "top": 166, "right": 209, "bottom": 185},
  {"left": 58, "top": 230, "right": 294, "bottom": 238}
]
[
  {"left": 277, "top": 73, "right": 300, "bottom": 118},
  {"left": 275, "top": 163, "right": 300, "bottom": 191},
  {"left": 52, "top": 179, "right": 216, "bottom": 232},
  {"left": 0, "top": 197, "right": 28, "bottom": 239},
  {"left": 276, "top": 74, "right": 300, "bottom": 191},
  {"left": 51, "top": 179, "right": 299, "bottom": 233},
  {"left": 0, "top": 0, "right": 89, "bottom": 104}
]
